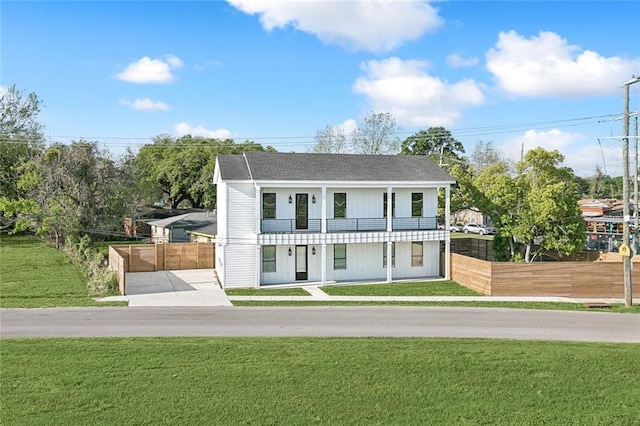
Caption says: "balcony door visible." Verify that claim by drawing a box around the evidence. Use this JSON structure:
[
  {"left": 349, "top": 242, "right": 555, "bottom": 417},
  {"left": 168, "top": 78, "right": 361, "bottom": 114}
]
[
  {"left": 296, "top": 193, "right": 308, "bottom": 230},
  {"left": 295, "top": 245, "right": 308, "bottom": 280}
]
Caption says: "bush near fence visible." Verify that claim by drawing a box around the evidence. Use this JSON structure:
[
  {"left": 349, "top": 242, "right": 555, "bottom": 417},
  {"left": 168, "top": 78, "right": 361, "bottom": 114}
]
[
  {"left": 450, "top": 253, "right": 638, "bottom": 298},
  {"left": 108, "top": 243, "right": 214, "bottom": 295}
]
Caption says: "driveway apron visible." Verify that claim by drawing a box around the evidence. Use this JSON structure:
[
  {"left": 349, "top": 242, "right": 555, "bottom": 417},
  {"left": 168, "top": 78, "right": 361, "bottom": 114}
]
[{"left": 122, "top": 269, "right": 232, "bottom": 307}]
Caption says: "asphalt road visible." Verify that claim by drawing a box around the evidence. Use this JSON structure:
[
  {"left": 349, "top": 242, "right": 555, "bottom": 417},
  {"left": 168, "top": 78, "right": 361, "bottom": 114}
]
[{"left": 1, "top": 306, "right": 639, "bottom": 342}]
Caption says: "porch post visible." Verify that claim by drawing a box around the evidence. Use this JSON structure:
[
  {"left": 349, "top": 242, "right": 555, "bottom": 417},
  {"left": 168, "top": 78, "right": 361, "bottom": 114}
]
[
  {"left": 255, "top": 185, "right": 261, "bottom": 235},
  {"left": 321, "top": 186, "right": 327, "bottom": 233},
  {"left": 321, "top": 243, "right": 327, "bottom": 286},
  {"left": 445, "top": 185, "right": 451, "bottom": 280},
  {"left": 255, "top": 244, "right": 261, "bottom": 289},
  {"left": 386, "top": 241, "right": 392, "bottom": 283},
  {"left": 386, "top": 186, "right": 392, "bottom": 232}
]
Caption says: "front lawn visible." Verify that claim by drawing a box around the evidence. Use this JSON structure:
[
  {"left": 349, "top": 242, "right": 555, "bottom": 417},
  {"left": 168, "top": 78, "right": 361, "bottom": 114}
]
[
  {"left": 2, "top": 338, "right": 639, "bottom": 425},
  {"left": 0, "top": 234, "right": 125, "bottom": 308},
  {"left": 322, "top": 280, "right": 481, "bottom": 296}
]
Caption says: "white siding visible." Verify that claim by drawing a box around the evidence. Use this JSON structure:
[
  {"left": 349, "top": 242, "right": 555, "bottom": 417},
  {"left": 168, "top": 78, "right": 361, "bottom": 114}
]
[
  {"left": 326, "top": 243, "right": 387, "bottom": 282},
  {"left": 223, "top": 183, "right": 257, "bottom": 288},
  {"left": 393, "top": 241, "right": 440, "bottom": 279}
]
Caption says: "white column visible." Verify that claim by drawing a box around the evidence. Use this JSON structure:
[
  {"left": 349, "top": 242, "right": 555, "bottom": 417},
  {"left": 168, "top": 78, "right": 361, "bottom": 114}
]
[
  {"left": 386, "top": 241, "right": 392, "bottom": 283},
  {"left": 255, "top": 244, "right": 261, "bottom": 288},
  {"left": 386, "top": 186, "right": 393, "bottom": 232},
  {"left": 445, "top": 185, "right": 451, "bottom": 280},
  {"left": 321, "top": 243, "right": 327, "bottom": 286},
  {"left": 321, "top": 186, "right": 327, "bottom": 233},
  {"left": 255, "top": 185, "right": 261, "bottom": 235}
]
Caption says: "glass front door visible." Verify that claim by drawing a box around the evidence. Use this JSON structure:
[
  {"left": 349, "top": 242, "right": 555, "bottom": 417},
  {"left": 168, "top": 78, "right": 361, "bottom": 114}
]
[{"left": 295, "top": 245, "right": 308, "bottom": 280}]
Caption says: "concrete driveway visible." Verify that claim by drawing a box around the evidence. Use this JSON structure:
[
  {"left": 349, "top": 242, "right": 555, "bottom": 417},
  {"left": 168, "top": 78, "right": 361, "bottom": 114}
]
[{"left": 111, "top": 269, "right": 232, "bottom": 307}]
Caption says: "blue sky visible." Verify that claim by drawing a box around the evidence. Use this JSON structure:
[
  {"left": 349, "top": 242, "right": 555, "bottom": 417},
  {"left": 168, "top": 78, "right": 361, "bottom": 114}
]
[{"left": 2, "top": 0, "right": 640, "bottom": 177}]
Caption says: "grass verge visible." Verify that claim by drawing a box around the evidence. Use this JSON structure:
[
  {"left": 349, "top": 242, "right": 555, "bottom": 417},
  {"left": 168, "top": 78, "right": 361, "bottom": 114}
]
[
  {"left": 0, "top": 234, "right": 126, "bottom": 308},
  {"left": 321, "top": 280, "right": 481, "bottom": 296},
  {"left": 225, "top": 287, "right": 309, "bottom": 296},
  {"left": 2, "top": 337, "right": 639, "bottom": 425}
]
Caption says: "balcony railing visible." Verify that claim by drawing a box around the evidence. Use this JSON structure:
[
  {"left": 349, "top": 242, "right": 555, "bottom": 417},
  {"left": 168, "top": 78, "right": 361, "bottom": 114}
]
[
  {"left": 392, "top": 217, "right": 438, "bottom": 231},
  {"left": 326, "top": 218, "right": 386, "bottom": 232},
  {"left": 262, "top": 219, "right": 321, "bottom": 233},
  {"left": 261, "top": 217, "right": 438, "bottom": 234}
]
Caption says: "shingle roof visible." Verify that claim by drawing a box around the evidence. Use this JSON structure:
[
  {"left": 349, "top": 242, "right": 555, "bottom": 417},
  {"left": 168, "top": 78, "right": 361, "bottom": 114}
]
[
  {"left": 216, "top": 155, "right": 251, "bottom": 180},
  {"left": 216, "top": 152, "right": 454, "bottom": 183},
  {"left": 148, "top": 212, "right": 217, "bottom": 235}
]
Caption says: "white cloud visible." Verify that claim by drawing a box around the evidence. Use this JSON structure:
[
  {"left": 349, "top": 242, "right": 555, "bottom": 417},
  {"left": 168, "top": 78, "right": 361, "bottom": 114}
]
[
  {"left": 486, "top": 30, "right": 640, "bottom": 97},
  {"left": 115, "top": 55, "right": 184, "bottom": 84},
  {"left": 353, "top": 57, "right": 485, "bottom": 127},
  {"left": 174, "top": 122, "right": 232, "bottom": 139},
  {"left": 120, "top": 98, "right": 171, "bottom": 111},
  {"left": 500, "top": 129, "right": 607, "bottom": 176},
  {"left": 446, "top": 53, "right": 478, "bottom": 68},
  {"left": 0, "top": 85, "right": 7, "bottom": 96},
  {"left": 226, "top": 0, "right": 443, "bottom": 52},
  {"left": 338, "top": 118, "right": 357, "bottom": 135}
]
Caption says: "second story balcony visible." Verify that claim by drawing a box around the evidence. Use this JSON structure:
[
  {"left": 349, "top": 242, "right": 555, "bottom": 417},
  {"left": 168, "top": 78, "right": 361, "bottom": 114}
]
[{"left": 261, "top": 217, "right": 438, "bottom": 234}]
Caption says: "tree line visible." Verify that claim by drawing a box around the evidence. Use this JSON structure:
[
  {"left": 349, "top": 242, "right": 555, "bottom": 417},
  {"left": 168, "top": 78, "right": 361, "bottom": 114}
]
[{"left": 0, "top": 85, "right": 620, "bottom": 261}]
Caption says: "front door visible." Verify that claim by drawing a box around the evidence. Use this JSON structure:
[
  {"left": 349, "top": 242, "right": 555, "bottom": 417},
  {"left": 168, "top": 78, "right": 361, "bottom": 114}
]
[
  {"left": 295, "top": 245, "right": 308, "bottom": 280},
  {"left": 296, "top": 193, "right": 308, "bottom": 230}
]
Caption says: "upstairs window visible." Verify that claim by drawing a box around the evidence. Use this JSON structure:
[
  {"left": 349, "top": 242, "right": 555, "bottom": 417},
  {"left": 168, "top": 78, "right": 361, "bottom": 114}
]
[
  {"left": 383, "top": 192, "right": 395, "bottom": 218},
  {"left": 412, "top": 193, "right": 423, "bottom": 217},
  {"left": 334, "top": 193, "right": 346, "bottom": 218},
  {"left": 263, "top": 193, "right": 276, "bottom": 219}
]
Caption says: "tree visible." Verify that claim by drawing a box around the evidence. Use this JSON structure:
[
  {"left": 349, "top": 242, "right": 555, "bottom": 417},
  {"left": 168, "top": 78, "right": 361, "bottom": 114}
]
[
  {"left": 0, "top": 85, "right": 45, "bottom": 230},
  {"left": 474, "top": 148, "right": 586, "bottom": 262},
  {"left": 31, "top": 142, "right": 131, "bottom": 246},
  {"left": 400, "top": 127, "right": 465, "bottom": 165},
  {"left": 131, "top": 136, "right": 276, "bottom": 209},
  {"left": 469, "top": 140, "right": 510, "bottom": 174},
  {"left": 351, "top": 112, "right": 400, "bottom": 155},
  {"left": 400, "top": 127, "right": 468, "bottom": 221},
  {"left": 309, "top": 125, "right": 347, "bottom": 154}
]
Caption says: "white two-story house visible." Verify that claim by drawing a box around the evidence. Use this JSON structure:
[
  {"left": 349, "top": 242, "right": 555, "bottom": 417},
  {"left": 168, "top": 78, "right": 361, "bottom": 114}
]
[{"left": 213, "top": 152, "right": 455, "bottom": 288}]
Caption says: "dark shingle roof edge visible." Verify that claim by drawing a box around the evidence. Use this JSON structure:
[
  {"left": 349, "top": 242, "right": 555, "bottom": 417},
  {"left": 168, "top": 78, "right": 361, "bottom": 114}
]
[{"left": 216, "top": 152, "right": 455, "bottom": 183}]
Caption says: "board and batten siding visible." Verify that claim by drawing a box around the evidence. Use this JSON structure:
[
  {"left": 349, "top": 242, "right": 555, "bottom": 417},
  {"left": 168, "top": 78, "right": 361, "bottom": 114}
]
[{"left": 223, "top": 183, "right": 257, "bottom": 288}]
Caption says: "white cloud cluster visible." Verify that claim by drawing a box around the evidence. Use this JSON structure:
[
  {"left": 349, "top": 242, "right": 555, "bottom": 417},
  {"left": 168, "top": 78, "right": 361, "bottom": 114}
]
[
  {"left": 115, "top": 55, "right": 184, "bottom": 84},
  {"left": 226, "top": 0, "right": 442, "bottom": 52},
  {"left": 174, "top": 122, "right": 232, "bottom": 139},
  {"left": 0, "top": 85, "right": 7, "bottom": 96},
  {"left": 120, "top": 98, "right": 171, "bottom": 111},
  {"left": 486, "top": 30, "right": 640, "bottom": 97},
  {"left": 353, "top": 57, "right": 485, "bottom": 127},
  {"left": 500, "top": 129, "right": 610, "bottom": 176},
  {"left": 446, "top": 53, "right": 478, "bottom": 68}
]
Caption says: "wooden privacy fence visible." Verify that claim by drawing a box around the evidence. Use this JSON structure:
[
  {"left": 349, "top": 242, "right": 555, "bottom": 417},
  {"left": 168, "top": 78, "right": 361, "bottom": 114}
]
[
  {"left": 451, "top": 253, "right": 639, "bottom": 298},
  {"left": 108, "top": 243, "right": 215, "bottom": 295}
]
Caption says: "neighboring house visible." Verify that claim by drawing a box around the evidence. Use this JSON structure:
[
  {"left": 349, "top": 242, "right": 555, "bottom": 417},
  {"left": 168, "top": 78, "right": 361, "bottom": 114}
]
[
  {"left": 124, "top": 208, "right": 202, "bottom": 238},
  {"left": 213, "top": 152, "right": 455, "bottom": 289},
  {"left": 453, "top": 208, "right": 494, "bottom": 227},
  {"left": 149, "top": 211, "right": 217, "bottom": 243}
]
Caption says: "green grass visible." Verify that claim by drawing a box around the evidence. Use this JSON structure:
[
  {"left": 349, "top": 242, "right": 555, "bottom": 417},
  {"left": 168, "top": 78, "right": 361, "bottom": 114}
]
[
  {"left": 322, "top": 280, "right": 482, "bottom": 296},
  {"left": 0, "top": 234, "right": 126, "bottom": 308},
  {"left": 230, "top": 300, "right": 640, "bottom": 312},
  {"left": 225, "top": 287, "right": 310, "bottom": 296},
  {"left": 2, "top": 338, "right": 639, "bottom": 425}
]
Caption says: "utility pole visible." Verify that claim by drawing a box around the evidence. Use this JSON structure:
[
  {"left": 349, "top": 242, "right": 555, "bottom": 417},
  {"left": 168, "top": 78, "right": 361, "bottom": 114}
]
[
  {"left": 622, "top": 76, "right": 640, "bottom": 307},
  {"left": 635, "top": 115, "right": 639, "bottom": 254}
]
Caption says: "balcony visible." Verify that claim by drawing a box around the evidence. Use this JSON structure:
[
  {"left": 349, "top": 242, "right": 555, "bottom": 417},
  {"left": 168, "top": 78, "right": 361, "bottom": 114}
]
[{"left": 261, "top": 217, "right": 438, "bottom": 234}]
